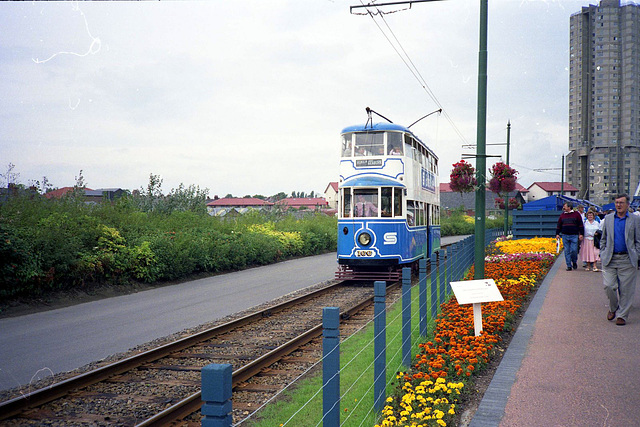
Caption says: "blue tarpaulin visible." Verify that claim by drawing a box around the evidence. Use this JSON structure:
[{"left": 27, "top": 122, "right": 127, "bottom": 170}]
[{"left": 523, "top": 195, "right": 601, "bottom": 212}]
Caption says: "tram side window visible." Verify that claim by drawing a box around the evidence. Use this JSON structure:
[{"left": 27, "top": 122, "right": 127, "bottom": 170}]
[
  {"left": 341, "top": 133, "right": 353, "bottom": 157},
  {"left": 387, "top": 132, "right": 403, "bottom": 155},
  {"left": 342, "top": 190, "right": 352, "bottom": 217},
  {"left": 407, "top": 200, "right": 416, "bottom": 226},
  {"left": 417, "top": 202, "right": 424, "bottom": 226},
  {"left": 425, "top": 203, "right": 430, "bottom": 226},
  {"left": 355, "top": 132, "right": 384, "bottom": 156},
  {"left": 394, "top": 188, "right": 403, "bottom": 217},
  {"left": 354, "top": 189, "right": 379, "bottom": 217},
  {"left": 404, "top": 135, "right": 414, "bottom": 160},
  {"left": 381, "top": 187, "right": 392, "bottom": 217}
]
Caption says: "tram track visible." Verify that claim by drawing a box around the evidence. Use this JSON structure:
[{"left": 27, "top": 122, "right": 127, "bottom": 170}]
[{"left": 0, "top": 280, "right": 401, "bottom": 426}]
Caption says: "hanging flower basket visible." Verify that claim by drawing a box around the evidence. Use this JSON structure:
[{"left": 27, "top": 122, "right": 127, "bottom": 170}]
[
  {"left": 449, "top": 160, "right": 477, "bottom": 194},
  {"left": 488, "top": 162, "right": 518, "bottom": 195},
  {"left": 494, "top": 196, "right": 521, "bottom": 210}
]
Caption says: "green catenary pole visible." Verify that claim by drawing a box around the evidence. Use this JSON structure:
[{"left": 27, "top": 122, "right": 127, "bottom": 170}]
[
  {"left": 504, "top": 121, "right": 511, "bottom": 235},
  {"left": 474, "top": 0, "right": 488, "bottom": 279}
]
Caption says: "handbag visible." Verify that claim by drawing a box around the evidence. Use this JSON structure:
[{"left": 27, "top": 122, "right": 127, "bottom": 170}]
[{"left": 594, "top": 230, "right": 602, "bottom": 249}]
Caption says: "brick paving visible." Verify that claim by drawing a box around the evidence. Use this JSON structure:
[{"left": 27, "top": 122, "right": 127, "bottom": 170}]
[{"left": 470, "top": 255, "right": 640, "bottom": 427}]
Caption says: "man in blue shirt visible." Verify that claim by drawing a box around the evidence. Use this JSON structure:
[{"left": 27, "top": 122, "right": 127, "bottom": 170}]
[{"left": 599, "top": 194, "right": 640, "bottom": 326}]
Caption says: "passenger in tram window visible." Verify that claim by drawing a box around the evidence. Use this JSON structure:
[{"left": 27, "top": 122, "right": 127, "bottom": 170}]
[
  {"left": 407, "top": 211, "right": 415, "bottom": 226},
  {"left": 355, "top": 145, "right": 368, "bottom": 157},
  {"left": 388, "top": 145, "right": 402, "bottom": 155},
  {"left": 354, "top": 193, "right": 378, "bottom": 217},
  {"left": 342, "top": 139, "right": 352, "bottom": 157}
]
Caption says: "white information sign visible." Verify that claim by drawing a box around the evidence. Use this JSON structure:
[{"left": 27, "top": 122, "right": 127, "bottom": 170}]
[
  {"left": 449, "top": 279, "right": 503, "bottom": 336},
  {"left": 449, "top": 279, "right": 503, "bottom": 305}
]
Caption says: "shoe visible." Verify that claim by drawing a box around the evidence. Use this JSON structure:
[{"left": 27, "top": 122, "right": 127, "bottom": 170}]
[
  {"left": 593, "top": 268, "right": 599, "bottom": 272},
  {"left": 572, "top": 262, "right": 578, "bottom": 269},
  {"left": 566, "top": 267, "right": 572, "bottom": 271},
  {"left": 585, "top": 267, "right": 591, "bottom": 271},
  {"left": 607, "top": 311, "right": 616, "bottom": 321},
  {"left": 616, "top": 318, "right": 626, "bottom": 326}
]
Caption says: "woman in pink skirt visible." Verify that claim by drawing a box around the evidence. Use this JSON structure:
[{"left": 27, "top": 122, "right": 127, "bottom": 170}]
[{"left": 581, "top": 210, "right": 600, "bottom": 271}]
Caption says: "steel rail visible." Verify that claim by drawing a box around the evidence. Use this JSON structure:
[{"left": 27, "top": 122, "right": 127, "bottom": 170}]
[
  {"left": 0, "top": 280, "right": 348, "bottom": 421},
  {"left": 135, "top": 281, "right": 402, "bottom": 427}
]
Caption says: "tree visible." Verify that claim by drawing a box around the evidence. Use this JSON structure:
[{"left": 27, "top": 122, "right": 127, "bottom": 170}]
[{"left": 0, "top": 163, "right": 20, "bottom": 187}]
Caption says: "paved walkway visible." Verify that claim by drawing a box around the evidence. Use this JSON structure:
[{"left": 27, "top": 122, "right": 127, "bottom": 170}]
[{"left": 470, "top": 254, "right": 640, "bottom": 426}]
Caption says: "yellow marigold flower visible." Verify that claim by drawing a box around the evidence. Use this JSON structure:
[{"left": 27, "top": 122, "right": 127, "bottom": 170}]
[{"left": 437, "top": 420, "right": 447, "bottom": 426}]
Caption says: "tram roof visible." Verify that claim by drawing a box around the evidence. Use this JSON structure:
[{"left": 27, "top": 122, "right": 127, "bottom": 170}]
[
  {"left": 340, "top": 176, "right": 406, "bottom": 188},
  {"left": 341, "top": 123, "right": 410, "bottom": 133}
]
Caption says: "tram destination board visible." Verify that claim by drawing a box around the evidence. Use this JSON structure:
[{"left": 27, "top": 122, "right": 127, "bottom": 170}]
[{"left": 355, "top": 159, "right": 383, "bottom": 167}]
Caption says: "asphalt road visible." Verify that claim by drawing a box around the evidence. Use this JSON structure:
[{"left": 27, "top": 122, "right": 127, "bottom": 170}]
[
  {"left": 0, "top": 253, "right": 337, "bottom": 393},
  {"left": 0, "top": 235, "right": 468, "bottom": 393}
]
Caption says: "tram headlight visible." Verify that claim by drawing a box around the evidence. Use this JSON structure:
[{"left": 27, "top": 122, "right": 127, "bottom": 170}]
[{"left": 358, "top": 232, "right": 372, "bottom": 246}]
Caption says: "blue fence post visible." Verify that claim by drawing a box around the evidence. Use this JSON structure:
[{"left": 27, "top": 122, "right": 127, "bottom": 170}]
[
  {"left": 373, "top": 281, "right": 386, "bottom": 412},
  {"left": 201, "top": 364, "right": 232, "bottom": 427},
  {"left": 445, "top": 245, "right": 455, "bottom": 295},
  {"left": 323, "top": 306, "right": 340, "bottom": 427},
  {"left": 402, "top": 267, "right": 411, "bottom": 368},
  {"left": 430, "top": 252, "right": 438, "bottom": 322},
  {"left": 438, "top": 248, "right": 446, "bottom": 305},
  {"left": 419, "top": 258, "right": 427, "bottom": 337}
]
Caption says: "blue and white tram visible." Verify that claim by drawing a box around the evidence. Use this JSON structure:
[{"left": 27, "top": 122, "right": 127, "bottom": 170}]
[{"left": 336, "top": 122, "right": 441, "bottom": 280}]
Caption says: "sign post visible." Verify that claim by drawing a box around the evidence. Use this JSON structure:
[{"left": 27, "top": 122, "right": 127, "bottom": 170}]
[{"left": 449, "top": 279, "right": 503, "bottom": 336}]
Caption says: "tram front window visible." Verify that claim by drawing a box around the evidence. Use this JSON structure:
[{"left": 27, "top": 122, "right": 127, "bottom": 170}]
[
  {"left": 355, "top": 132, "right": 384, "bottom": 156},
  {"left": 381, "top": 187, "right": 392, "bottom": 217},
  {"left": 353, "top": 189, "right": 379, "bottom": 217},
  {"left": 342, "top": 191, "right": 352, "bottom": 217}
]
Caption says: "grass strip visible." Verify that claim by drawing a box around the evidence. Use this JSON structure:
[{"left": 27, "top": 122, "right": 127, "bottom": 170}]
[{"left": 245, "top": 281, "right": 440, "bottom": 427}]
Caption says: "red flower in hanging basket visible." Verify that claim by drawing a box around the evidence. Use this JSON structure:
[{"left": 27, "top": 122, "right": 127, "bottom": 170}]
[
  {"left": 488, "top": 162, "right": 518, "bottom": 195},
  {"left": 494, "top": 196, "right": 521, "bottom": 210},
  {"left": 449, "top": 160, "right": 477, "bottom": 194}
]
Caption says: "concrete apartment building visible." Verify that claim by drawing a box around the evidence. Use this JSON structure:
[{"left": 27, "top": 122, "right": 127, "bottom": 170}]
[{"left": 568, "top": 0, "right": 640, "bottom": 206}]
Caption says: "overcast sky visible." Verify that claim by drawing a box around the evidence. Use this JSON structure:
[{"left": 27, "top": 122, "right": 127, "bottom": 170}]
[{"left": 0, "top": 0, "right": 592, "bottom": 197}]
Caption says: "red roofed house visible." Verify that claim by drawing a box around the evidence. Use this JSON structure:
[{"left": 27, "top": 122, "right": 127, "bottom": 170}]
[
  {"left": 44, "top": 186, "right": 93, "bottom": 199},
  {"left": 275, "top": 197, "right": 329, "bottom": 211},
  {"left": 439, "top": 182, "right": 528, "bottom": 215},
  {"left": 324, "top": 182, "right": 339, "bottom": 209},
  {"left": 206, "top": 197, "right": 273, "bottom": 216},
  {"left": 526, "top": 182, "right": 579, "bottom": 202}
]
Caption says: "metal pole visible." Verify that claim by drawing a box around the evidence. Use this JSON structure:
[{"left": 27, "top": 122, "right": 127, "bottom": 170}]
[
  {"left": 373, "top": 281, "right": 386, "bottom": 412},
  {"left": 504, "top": 121, "right": 511, "bottom": 235},
  {"left": 322, "top": 307, "right": 340, "bottom": 427},
  {"left": 561, "top": 155, "right": 565, "bottom": 196},
  {"left": 402, "top": 268, "right": 411, "bottom": 368},
  {"left": 474, "top": 0, "right": 488, "bottom": 279}
]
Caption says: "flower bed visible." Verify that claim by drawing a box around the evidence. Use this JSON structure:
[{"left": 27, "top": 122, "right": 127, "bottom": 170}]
[{"left": 376, "top": 237, "right": 558, "bottom": 427}]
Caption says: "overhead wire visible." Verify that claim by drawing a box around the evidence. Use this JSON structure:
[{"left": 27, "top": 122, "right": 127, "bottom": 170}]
[{"left": 358, "top": 2, "right": 470, "bottom": 145}]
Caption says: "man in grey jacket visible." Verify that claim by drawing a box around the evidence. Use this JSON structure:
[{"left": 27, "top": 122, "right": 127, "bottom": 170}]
[{"left": 600, "top": 194, "right": 640, "bottom": 325}]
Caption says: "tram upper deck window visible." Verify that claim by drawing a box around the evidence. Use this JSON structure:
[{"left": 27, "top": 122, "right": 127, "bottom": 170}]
[
  {"left": 341, "top": 133, "right": 353, "bottom": 157},
  {"left": 387, "top": 132, "right": 403, "bottom": 155},
  {"left": 355, "top": 132, "right": 384, "bottom": 156}
]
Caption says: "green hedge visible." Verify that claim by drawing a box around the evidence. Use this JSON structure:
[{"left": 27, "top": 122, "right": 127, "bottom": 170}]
[{"left": 0, "top": 196, "right": 337, "bottom": 299}]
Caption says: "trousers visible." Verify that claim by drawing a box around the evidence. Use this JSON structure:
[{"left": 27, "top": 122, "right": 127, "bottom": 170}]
[
  {"left": 561, "top": 234, "right": 579, "bottom": 268},
  {"left": 603, "top": 254, "right": 638, "bottom": 321}
]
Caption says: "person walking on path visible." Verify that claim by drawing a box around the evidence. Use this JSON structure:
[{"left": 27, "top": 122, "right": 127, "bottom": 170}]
[
  {"left": 600, "top": 193, "right": 640, "bottom": 326},
  {"left": 556, "top": 202, "right": 584, "bottom": 271},
  {"left": 581, "top": 210, "right": 601, "bottom": 271}
]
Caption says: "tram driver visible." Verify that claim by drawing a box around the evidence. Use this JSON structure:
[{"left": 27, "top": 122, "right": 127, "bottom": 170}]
[{"left": 354, "top": 193, "right": 379, "bottom": 217}]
